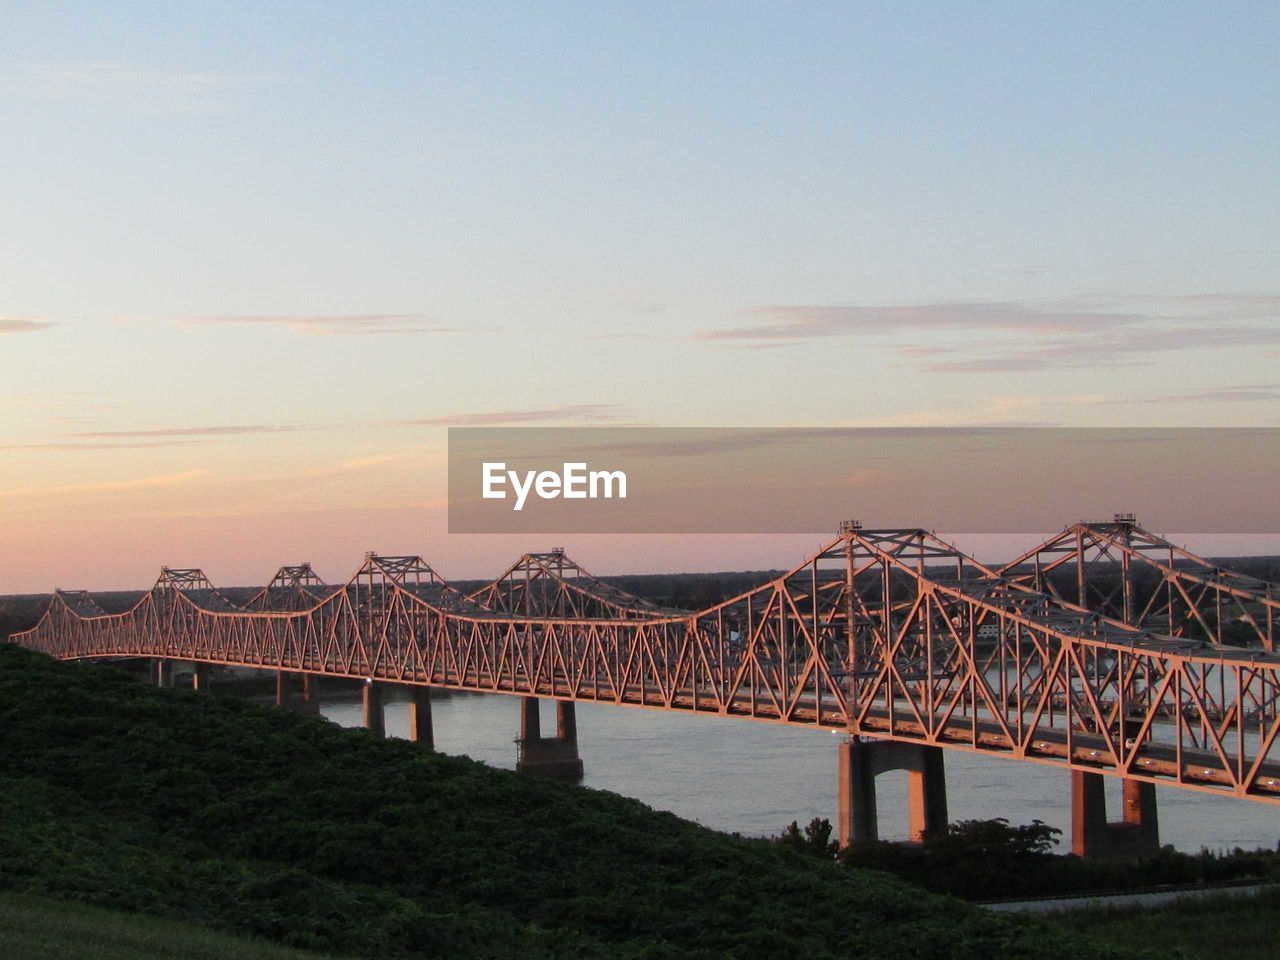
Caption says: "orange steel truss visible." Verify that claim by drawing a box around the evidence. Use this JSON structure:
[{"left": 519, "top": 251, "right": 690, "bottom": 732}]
[
  {"left": 1001, "top": 516, "right": 1280, "bottom": 650},
  {"left": 247, "top": 563, "right": 333, "bottom": 611},
  {"left": 468, "top": 547, "right": 678, "bottom": 619},
  {"left": 12, "top": 521, "right": 1280, "bottom": 804}
]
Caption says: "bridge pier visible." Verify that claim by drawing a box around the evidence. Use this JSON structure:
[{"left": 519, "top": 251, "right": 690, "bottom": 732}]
[
  {"left": 269, "top": 671, "right": 321, "bottom": 715},
  {"left": 154, "top": 658, "right": 172, "bottom": 688},
  {"left": 408, "top": 686, "right": 434, "bottom": 748},
  {"left": 362, "top": 680, "right": 385, "bottom": 737},
  {"left": 1071, "top": 772, "right": 1160, "bottom": 859},
  {"left": 837, "top": 738, "right": 948, "bottom": 847},
  {"left": 300, "top": 673, "right": 319, "bottom": 714},
  {"left": 516, "top": 697, "right": 583, "bottom": 780},
  {"left": 192, "top": 663, "right": 211, "bottom": 692}
]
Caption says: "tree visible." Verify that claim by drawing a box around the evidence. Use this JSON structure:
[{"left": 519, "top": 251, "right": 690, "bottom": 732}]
[{"left": 776, "top": 817, "right": 838, "bottom": 859}]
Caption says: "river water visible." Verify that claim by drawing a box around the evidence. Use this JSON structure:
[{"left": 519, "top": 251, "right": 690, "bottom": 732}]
[{"left": 319, "top": 689, "right": 1279, "bottom": 853}]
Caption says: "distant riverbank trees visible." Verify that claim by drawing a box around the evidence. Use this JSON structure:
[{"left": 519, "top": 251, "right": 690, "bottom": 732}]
[{"left": 776, "top": 816, "right": 1280, "bottom": 902}]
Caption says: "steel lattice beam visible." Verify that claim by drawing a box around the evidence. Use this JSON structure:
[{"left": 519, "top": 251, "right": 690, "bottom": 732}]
[
  {"left": 12, "top": 531, "right": 1280, "bottom": 804},
  {"left": 1001, "top": 516, "right": 1280, "bottom": 650},
  {"left": 468, "top": 547, "right": 680, "bottom": 619},
  {"left": 248, "top": 563, "right": 333, "bottom": 611}
]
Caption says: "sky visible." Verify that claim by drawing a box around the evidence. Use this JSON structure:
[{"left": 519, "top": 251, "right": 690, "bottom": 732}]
[{"left": 1, "top": 2, "right": 1278, "bottom": 591}]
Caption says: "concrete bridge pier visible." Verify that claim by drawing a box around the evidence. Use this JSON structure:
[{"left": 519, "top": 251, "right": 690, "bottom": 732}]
[
  {"left": 154, "top": 658, "right": 172, "bottom": 688},
  {"left": 516, "top": 696, "right": 583, "bottom": 780},
  {"left": 271, "top": 671, "right": 321, "bottom": 715},
  {"left": 1071, "top": 771, "right": 1160, "bottom": 859},
  {"left": 408, "top": 686, "right": 434, "bottom": 749},
  {"left": 299, "top": 673, "right": 319, "bottom": 714},
  {"left": 362, "top": 680, "right": 386, "bottom": 737},
  {"left": 192, "top": 663, "right": 211, "bottom": 692},
  {"left": 837, "top": 737, "right": 949, "bottom": 847}
]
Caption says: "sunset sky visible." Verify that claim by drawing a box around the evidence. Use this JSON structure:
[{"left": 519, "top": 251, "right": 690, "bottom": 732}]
[{"left": 2, "top": 3, "right": 1278, "bottom": 591}]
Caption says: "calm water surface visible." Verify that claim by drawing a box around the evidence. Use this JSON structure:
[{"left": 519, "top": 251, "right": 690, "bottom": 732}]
[{"left": 320, "top": 689, "right": 1279, "bottom": 852}]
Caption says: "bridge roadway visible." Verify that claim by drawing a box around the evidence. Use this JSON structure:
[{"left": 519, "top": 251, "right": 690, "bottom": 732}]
[{"left": 12, "top": 521, "right": 1280, "bottom": 858}]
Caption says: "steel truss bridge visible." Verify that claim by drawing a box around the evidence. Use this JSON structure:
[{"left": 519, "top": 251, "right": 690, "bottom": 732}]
[{"left": 13, "top": 517, "right": 1280, "bottom": 837}]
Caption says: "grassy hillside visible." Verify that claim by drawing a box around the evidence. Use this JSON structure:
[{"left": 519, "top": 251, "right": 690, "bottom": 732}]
[
  {"left": 0, "top": 892, "right": 343, "bottom": 960},
  {"left": 1052, "top": 887, "right": 1280, "bottom": 960},
  {"left": 0, "top": 645, "right": 1136, "bottom": 959}
]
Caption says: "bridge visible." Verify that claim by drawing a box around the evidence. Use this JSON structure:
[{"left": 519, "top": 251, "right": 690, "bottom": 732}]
[{"left": 11, "top": 516, "right": 1280, "bottom": 859}]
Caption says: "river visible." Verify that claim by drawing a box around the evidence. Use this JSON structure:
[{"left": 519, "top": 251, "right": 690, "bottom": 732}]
[{"left": 319, "top": 688, "right": 1279, "bottom": 852}]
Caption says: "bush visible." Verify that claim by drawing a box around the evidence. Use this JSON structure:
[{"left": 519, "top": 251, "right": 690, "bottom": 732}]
[{"left": 828, "top": 816, "right": 1280, "bottom": 901}]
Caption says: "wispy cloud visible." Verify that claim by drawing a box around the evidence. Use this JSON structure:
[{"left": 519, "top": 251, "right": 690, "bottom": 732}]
[
  {"left": 69, "top": 425, "right": 303, "bottom": 439},
  {"left": 849, "top": 393, "right": 1106, "bottom": 427},
  {"left": 697, "top": 301, "right": 1136, "bottom": 343},
  {"left": 176, "top": 314, "right": 464, "bottom": 336},
  {"left": 560, "top": 423, "right": 1077, "bottom": 460},
  {"left": 400, "top": 404, "right": 629, "bottom": 426},
  {"left": 921, "top": 325, "right": 1280, "bottom": 373},
  {"left": 3, "top": 424, "right": 306, "bottom": 451},
  {"left": 1119, "top": 383, "right": 1280, "bottom": 404},
  {"left": 1, "top": 440, "right": 213, "bottom": 452},
  {"left": 0, "top": 469, "right": 208, "bottom": 499},
  {"left": 699, "top": 294, "right": 1280, "bottom": 373},
  {"left": 0, "top": 61, "right": 273, "bottom": 112},
  {"left": 0, "top": 318, "right": 56, "bottom": 334},
  {"left": 1129, "top": 293, "right": 1280, "bottom": 322}
]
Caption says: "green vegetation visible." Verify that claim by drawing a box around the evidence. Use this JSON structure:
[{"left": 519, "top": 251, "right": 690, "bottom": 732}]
[
  {"left": 779, "top": 816, "right": 1280, "bottom": 902},
  {"left": 0, "top": 891, "right": 342, "bottom": 960},
  {"left": 1052, "top": 886, "right": 1280, "bottom": 960},
  {"left": 0, "top": 645, "right": 1135, "bottom": 959},
  {"left": 776, "top": 818, "right": 1280, "bottom": 958}
]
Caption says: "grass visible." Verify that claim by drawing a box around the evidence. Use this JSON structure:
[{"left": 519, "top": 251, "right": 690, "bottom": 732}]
[
  {"left": 0, "top": 645, "right": 1139, "bottom": 959},
  {"left": 1051, "top": 886, "right": 1280, "bottom": 960},
  {"left": 0, "top": 891, "right": 341, "bottom": 960}
]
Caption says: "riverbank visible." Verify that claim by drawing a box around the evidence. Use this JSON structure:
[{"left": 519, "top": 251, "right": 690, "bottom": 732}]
[
  {"left": 1052, "top": 885, "right": 1280, "bottom": 960},
  {"left": 0, "top": 645, "right": 1132, "bottom": 959},
  {"left": 986, "top": 879, "right": 1276, "bottom": 913}
]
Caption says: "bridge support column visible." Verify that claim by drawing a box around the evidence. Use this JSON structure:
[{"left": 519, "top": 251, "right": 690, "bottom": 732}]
[
  {"left": 273, "top": 671, "right": 321, "bottom": 715},
  {"left": 408, "top": 687, "right": 434, "bottom": 749},
  {"left": 908, "top": 743, "right": 949, "bottom": 842},
  {"left": 838, "top": 739, "right": 878, "bottom": 845},
  {"left": 837, "top": 738, "right": 948, "bottom": 848},
  {"left": 516, "top": 697, "right": 583, "bottom": 780},
  {"left": 1071, "top": 772, "right": 1160, "bottom": 859},
  {"left": 154, "top": 659, "right": 172, "bottom": 688},
  {"left": 362, "top": 681, "right": 385, "bottom": 738},
  {"left": 557, "top": 698, "right": 578, "bottom": 749},
  {"left": 299, "top": 673, "right": 320, "bottom": 715},
  {"left": 523, "top": 695, "right": 541, "bottom": 738},
  {"left": 275, "top": 670, "right": 293, "bottom": 707},
  {"left": 192, "top": 663, "right": 211, "bottom": 692}
]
